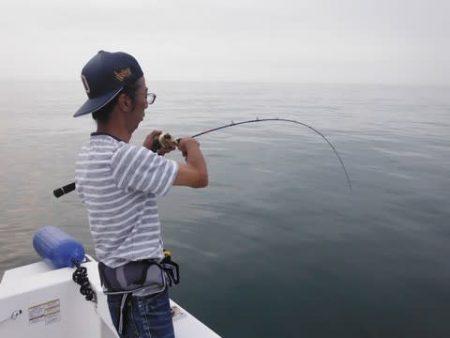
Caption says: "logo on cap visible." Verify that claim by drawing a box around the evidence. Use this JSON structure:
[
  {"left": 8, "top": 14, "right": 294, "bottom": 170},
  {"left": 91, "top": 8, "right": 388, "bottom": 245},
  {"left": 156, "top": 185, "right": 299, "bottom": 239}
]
[
  {"left": 81, "top": 74, "right": 90, "bottom": 94},
  {"left": 114, "top": 68, "right": 132, "bottom": 82}
]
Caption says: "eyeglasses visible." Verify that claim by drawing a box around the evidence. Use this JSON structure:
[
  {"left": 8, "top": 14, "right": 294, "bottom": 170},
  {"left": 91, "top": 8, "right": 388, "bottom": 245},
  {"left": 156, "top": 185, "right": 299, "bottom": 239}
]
[{"left": 146, "top": 93, "right": 156, "bottom": 105}]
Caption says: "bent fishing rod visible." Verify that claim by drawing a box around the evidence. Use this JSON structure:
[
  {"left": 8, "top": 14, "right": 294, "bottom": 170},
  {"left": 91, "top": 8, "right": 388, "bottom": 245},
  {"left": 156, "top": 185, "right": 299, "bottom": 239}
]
[{"left": 53, "top": 117, "right": 352, "bottom": 198}]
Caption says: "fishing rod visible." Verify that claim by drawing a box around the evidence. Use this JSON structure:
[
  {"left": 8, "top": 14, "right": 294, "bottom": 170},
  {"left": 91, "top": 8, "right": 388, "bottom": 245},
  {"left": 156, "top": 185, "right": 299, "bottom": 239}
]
[{"left": 53, "top": 117, "right": 352, "bottom": 198}]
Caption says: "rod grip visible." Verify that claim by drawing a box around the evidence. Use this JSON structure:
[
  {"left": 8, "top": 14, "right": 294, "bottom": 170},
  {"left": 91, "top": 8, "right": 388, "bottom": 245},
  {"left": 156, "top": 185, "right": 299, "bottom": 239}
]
[{"left": 53, "top": 182, "right": 76, "bottom": 198}]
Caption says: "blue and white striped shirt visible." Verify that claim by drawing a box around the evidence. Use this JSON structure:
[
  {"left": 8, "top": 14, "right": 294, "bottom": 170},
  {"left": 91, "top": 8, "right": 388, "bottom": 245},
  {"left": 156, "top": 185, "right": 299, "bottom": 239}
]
[{"left": 75, "top": 133, "right": 178, "bottom": 268}]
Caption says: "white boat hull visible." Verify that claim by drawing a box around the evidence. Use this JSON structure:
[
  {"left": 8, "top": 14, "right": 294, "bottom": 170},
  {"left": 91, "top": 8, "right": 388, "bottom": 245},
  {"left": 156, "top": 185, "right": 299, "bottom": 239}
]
[{"left": 0, "top": 256, "right": 220, "bottom": 338}]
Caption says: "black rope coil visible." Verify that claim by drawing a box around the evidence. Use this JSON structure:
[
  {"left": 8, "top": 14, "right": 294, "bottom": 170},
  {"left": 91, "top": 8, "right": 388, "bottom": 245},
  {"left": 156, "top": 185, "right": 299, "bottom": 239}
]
[{"left": 72, "top": 262, "right": 97, "bottom": 303}]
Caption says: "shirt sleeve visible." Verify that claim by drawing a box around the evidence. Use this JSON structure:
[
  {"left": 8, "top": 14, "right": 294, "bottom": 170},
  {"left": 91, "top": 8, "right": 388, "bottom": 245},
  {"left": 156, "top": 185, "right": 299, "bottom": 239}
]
[{"left": 110, "top": 143, "right": 179, "bottom": 196}]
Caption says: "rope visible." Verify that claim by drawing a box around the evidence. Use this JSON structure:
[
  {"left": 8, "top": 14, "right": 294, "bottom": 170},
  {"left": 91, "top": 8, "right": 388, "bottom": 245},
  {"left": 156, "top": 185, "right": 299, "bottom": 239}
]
[{"left": 72, "top": 261, "right": 97, "bottom": 303}]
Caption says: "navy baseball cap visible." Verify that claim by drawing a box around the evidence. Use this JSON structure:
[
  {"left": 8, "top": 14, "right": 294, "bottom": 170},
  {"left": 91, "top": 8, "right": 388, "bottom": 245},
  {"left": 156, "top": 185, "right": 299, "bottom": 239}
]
[{"left": 74, "top": 51, "right": 144, "bottom": 117}]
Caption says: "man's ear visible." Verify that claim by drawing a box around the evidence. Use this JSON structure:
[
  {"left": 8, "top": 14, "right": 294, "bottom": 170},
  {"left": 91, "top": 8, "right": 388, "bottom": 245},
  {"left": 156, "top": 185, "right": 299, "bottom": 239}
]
[{"left": 117, "top": 93, "right": 132, "bottom": 112}]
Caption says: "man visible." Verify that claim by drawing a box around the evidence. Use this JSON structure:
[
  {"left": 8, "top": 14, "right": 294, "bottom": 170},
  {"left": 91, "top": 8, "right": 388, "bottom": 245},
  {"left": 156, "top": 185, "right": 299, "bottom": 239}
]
[{"left": 74, "top": 50, "right": 208, "bottom": 338}]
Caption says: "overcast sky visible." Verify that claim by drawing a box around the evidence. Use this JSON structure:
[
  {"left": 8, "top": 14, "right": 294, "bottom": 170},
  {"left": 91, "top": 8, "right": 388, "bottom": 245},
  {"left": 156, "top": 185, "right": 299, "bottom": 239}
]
[{"left": 1, "top": 0, "right": 449, "bottom": 84}]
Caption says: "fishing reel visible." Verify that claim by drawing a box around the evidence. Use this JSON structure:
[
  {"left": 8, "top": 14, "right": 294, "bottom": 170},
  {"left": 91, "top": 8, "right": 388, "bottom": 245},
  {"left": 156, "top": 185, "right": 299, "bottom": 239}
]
[{"left": 151, "top": 132, "right": 179, "bottom": 152}]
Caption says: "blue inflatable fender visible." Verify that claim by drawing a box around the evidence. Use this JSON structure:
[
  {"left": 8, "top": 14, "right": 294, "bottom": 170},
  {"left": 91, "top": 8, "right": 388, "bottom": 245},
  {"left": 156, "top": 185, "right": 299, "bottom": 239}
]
[{"left": 33, "top": 226, "right": 85, "bottom": 268}]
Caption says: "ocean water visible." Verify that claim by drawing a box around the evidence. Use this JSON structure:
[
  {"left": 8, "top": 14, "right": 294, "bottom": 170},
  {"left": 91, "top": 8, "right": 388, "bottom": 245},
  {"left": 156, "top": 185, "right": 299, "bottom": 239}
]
[{"left": 1, "top": 80, "right": 450, "bottom": 337}]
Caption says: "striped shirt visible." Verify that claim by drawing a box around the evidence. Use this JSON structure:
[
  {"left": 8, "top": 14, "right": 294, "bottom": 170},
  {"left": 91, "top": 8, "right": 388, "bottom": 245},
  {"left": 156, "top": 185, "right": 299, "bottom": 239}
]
[{"left": 75, "top": 133, "right": 178, "bottom": 268}]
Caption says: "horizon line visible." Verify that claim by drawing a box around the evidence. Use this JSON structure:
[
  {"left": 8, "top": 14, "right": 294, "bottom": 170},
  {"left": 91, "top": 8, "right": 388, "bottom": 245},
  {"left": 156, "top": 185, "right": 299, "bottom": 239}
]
[{"left": 1, "top": 78, "right": 449, "bottom": 87}]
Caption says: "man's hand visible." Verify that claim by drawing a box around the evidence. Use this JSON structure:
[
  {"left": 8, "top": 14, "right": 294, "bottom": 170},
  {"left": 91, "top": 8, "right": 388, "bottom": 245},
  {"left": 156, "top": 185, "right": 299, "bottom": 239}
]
[
  {"left": 143, "top": 130, "right": 162, "bottom": 150},
  {"left": 177, "top": 138, "right": 200, "bottom": 158},
  {"left": 174, "top": 137, "right": 208, "bottom": 188}
]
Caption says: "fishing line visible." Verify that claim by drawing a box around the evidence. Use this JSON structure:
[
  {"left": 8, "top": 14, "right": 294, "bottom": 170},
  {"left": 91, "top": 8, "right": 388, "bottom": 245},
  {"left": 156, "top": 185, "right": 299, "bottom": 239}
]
[{"left": 53, "top": 117, "right": 352, "bottom": 198}]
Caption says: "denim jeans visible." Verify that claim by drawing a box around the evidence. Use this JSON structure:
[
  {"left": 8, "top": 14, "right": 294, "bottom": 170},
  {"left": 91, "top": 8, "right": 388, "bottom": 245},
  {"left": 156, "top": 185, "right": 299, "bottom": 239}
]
[{"left": 107, "top": 288, "right": 175, "bottom": 338}]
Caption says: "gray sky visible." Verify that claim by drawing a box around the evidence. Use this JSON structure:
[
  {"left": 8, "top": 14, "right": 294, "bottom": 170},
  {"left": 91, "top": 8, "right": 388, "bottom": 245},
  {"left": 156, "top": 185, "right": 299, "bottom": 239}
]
[{"left": 1, "top": 0, "right": 449, "bottom": 84}]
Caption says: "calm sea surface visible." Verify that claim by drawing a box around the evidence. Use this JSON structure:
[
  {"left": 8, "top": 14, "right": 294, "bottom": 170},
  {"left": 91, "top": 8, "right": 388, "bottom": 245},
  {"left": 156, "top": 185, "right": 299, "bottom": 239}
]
[{"left": 1, "top": 80, "right": 449, "bottom": 337}]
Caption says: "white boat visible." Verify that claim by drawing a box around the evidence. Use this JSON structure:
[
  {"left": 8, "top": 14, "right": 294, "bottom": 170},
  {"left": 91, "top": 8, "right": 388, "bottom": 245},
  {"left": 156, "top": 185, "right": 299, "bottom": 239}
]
[{"left": 0, "top": 253, "right": 221, "bottom": 337}]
